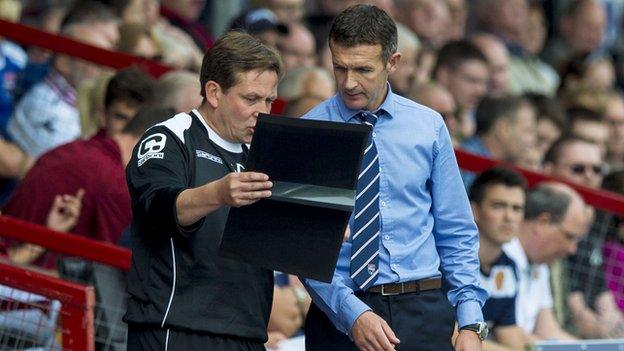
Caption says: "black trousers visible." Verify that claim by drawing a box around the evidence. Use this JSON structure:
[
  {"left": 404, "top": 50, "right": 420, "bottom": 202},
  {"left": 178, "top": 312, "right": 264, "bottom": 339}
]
[
  {"left": 126, "top": 324, "right": 266, "bottom": 351},
  {"left": 305, "top": 289, "right": 455, "bottom": 351}
]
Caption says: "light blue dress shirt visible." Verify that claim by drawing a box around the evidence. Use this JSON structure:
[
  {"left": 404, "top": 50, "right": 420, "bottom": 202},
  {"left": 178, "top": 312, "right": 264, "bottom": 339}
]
[
  {"left": 460, "top": 135, "right": 492, "bottom": 190},
  {"left": 302, "top": 85, "right": 487, "bottom": 335}
]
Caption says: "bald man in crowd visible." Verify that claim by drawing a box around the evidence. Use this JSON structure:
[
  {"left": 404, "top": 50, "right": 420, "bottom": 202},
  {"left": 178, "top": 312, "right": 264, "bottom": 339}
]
[
  {"left": 503, "top": 183, "right": 591, "bottom": 341},
  {"left": 410, "top": 82, "right": 459, "bottom": 145},
  {"left": 471, "top": 33, "right": 511, "bottom": 97},
  {"left": 278, "top": 22, "right": 316, "bottom": 72}
]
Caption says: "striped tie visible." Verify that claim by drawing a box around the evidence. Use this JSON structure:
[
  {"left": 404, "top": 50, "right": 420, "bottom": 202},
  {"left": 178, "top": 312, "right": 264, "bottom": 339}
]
[{"left": 350, "top": 111, "right": 381, "bottom": 291}]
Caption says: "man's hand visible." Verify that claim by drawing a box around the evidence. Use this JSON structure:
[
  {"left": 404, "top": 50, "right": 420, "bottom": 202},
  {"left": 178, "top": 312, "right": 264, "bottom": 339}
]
[
  {"left": 455, "top": 329, "right": 482, "bottom": 351},
  {"left": 46, "top": 188, "right": 85, "bottom": 232},
  {"left": 351, "top": 311, "right": 400, "bottom": 351},
  {"left": 177, "top": 172, "right": 272, "bottom": 226},
  {"left": 265, "top": 331, "right": 287, "bottom": 350},
  {"left": 268, "top": 286, "right": 303, "bottom": 337},
  {"left": 217, "top": 172, "right": 272, "bottom": 207}
]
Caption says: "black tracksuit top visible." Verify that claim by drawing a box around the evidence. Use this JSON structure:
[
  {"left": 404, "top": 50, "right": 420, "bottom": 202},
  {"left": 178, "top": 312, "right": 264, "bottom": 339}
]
[{"left": 124, "top": 110, "right": 273, "bottom": 342}]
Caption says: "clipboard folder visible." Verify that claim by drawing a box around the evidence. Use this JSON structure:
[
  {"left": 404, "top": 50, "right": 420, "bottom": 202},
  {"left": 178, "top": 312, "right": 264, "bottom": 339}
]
[{"left": 220, "top": 113, "right": 370, "bottom": 282}]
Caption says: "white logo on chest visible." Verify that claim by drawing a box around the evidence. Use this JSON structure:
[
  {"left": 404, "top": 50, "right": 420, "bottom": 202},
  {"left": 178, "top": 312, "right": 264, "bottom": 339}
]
[{"left": 196, "top": 149, "right": 223, "bottom": 164}]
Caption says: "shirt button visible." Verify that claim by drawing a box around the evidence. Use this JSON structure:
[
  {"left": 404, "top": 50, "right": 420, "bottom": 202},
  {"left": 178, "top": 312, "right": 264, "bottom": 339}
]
[
  {"left": 391, "top": 264, "right": 398, "bottom": 269},
  {"left": 381, "top": 201, "right": 386, "bottom": 207},
  {"left": 372, "top": 132, "right": 377, "bottom": 137},
  {"left": 384, "top": 235, "right": 390, "bottom": 240}
]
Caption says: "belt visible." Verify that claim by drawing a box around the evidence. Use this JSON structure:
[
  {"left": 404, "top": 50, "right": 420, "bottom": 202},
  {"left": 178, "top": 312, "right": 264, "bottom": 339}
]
[{"left": 366, "top": 278, "right": 441, "bottom": 296}]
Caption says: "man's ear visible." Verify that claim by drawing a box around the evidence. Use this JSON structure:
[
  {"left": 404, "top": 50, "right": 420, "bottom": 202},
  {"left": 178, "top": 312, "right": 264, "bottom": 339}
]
[
  {"left": 535, "top": 212, "right": 553, "bottom": 233},
  {"left": 493, "top": 118, "right": 510, "bottom": 140},
  {"left": 204, "top": 81, "right": 222, "bottom": 109},
  {"left": 386, "top": 52, "right": 401, "bottom": 74},
  {"left": 470, "top": 201, "right": 480, "bottom": 223},
  {"left": 435, "top": 66, "right": 450, "bottom": 86},
  {"left": 53, "top": 54, "right": 71, "bottom": 78}
]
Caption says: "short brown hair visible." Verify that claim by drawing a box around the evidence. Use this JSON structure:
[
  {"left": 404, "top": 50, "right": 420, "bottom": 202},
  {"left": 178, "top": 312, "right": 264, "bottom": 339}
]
[
  {"left": 199, "top": 31, "right": 283, "bottom": 98},
  {"left": 329, "top": 5, "right": 397, "bottom": 64}
]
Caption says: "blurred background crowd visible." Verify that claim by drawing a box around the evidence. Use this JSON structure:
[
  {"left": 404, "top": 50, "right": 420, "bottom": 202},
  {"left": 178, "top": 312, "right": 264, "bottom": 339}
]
[{"left": 0, "top": 0, "right": 623, "bottom": 350}]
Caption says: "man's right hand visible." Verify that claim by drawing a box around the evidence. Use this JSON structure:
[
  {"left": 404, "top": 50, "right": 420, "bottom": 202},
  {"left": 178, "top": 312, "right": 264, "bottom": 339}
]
[
  {"left": 351, "top": 311, "right": 400, "bottom": 351},
  {"left": 217, "top": 172, "right": 272, "bottom": 207},
  {"left": 177, "top": 172, "right": 273, "bottom": 226}
]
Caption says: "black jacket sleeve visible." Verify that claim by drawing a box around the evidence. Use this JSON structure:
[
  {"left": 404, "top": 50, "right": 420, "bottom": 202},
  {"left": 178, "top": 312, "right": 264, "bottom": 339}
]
[{"left": 126, "top": 126, "right": 204, "bottom": 237}]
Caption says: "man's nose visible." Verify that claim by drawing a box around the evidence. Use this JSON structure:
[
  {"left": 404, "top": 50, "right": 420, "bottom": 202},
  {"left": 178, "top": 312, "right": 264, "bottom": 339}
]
[{"left": 344, "top": 71, "right": 357, "bottom": 90}]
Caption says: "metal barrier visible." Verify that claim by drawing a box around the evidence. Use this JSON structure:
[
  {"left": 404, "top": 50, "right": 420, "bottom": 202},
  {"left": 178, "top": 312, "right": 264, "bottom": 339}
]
[
  {"left": 0, "top": 216, "right": 129, "bottom": 350},
  {"left": 0, "top": 262, "right": 95, "bottom": 351}
]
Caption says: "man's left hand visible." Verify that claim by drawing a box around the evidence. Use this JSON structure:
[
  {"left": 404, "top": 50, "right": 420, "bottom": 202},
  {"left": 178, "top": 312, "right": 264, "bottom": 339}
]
[{"left": 454, "top": 329, "right": 481, "bottom": 351}]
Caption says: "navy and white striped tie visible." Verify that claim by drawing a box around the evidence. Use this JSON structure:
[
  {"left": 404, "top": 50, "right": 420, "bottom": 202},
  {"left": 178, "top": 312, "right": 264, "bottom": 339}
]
[{"left": 350, "top": 111, "right": 381, "bottom": 291}]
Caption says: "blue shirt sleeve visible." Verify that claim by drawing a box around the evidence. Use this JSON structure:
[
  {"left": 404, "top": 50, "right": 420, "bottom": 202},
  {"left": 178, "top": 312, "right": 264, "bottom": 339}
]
[
  {"left": 303, "top": 241, "right": 371, "bottom": 336},
  {"left": 430, "top": 122, "right": 488, "bottom": 328}
]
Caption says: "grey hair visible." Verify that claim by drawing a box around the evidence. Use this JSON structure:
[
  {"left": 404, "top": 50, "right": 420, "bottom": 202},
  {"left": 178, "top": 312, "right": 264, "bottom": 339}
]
[
  {"left": 524, "top": 185, "right": 571, "bottom": 223},
  {"left": 155, "top": 70, "right": 199, "bottom": 111}
]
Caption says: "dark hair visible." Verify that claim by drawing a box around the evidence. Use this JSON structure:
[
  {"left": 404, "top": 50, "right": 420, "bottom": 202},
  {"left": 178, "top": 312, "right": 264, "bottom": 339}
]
[
  {"left": 105, "top": 68, "right": 156, "bottom": 110},
  {"left": 329, "top": 4, "right": 397, "bottom": 63},
  {"left": 61, "top": 1, "right": 118, "bottom": 28},
  {"left": 200, "top": 31, "right": 283, "bottom": 98},
  {"left": 567, "top": 106, "right": 605, "bottom": 125},
  {"left": 97, "top": 0, "right": 131, "bottom": 17},
  {"left": 121, "top": 105, "right": 175, "bottom": 136},
  {"left": 562, "top": 0, "right": 595, "bottom": 18},
  {"left": 433, "top": 40, "right": 487, "bottom": 76},
  {"left": 469, "top": 167, "right": 527, "bottom": 204},
  {"left": 525, "top": 184, "right": 570, "bottom": 223},
  {"left": 542, "top": 135, "right": 597, "bottom": 164},
  {"left": 475, "top": 96, "right": 528, "bottom": 135},
  {"left": 602, "top": 170, "right": 624, "bottom": 194},
  {"left": 524, "top": 93, "right": 567, "bottom": 132}
]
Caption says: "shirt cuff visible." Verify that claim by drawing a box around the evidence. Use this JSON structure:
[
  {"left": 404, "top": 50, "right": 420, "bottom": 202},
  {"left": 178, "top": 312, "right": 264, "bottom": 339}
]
[
  {"left": 456, "top": 300, "right": 484, "bottom": 329},
  {"left": 340, "top": 293, "right": 372, "bottom": 335}
]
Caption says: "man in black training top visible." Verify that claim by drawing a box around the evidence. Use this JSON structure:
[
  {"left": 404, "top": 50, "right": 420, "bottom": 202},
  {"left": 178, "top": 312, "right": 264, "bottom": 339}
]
[{"left": 124, "top": 31, "right": 281, "bottom": 350}]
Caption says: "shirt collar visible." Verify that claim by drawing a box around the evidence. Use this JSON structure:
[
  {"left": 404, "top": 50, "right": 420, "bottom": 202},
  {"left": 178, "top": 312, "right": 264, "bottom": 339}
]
[
  {"left": 509, "top": 237, "right": 530, "bottom": 272},
  {"left": 192, "top": 109, "right": 243, "bottom": 153},
  {"left": 45, "top": 70, "right": 76, "bottom": 106},
  {"left": 334, "top": 82, "right": 396, "bottom": 123}
]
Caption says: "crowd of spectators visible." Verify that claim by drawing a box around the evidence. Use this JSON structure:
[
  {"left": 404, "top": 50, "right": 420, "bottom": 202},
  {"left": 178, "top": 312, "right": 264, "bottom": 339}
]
[{"left": 0, "top": 0, "right": 623, "bottom": 350}]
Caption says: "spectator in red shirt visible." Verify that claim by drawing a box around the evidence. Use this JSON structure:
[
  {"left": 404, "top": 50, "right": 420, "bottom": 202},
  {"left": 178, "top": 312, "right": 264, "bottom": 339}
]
[{"left": 2, "top": 69, "right": 160, "bottom": 267}]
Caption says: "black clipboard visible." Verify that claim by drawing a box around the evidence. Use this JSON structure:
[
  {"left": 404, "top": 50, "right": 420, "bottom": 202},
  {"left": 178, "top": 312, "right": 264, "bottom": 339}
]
[{"left": 219, "top": 113, "right": 370, "bottom": 282}]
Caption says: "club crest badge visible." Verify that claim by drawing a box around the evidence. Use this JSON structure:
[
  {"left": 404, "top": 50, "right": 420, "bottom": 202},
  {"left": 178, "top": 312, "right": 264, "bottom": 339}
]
[
  {"left": 367, "top": 263, "right": 376, "bottom": 275},
  {"left": 495, "top": 271, "right": 505, "bottom": 290}
]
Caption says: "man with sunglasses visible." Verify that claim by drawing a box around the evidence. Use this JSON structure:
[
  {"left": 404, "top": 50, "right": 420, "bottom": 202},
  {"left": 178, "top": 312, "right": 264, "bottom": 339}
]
[
  {"left": 544, "top": 135, "right": 624, "bottom": 338},
  {"left": 543, "top": 135, "right": 605, "bottom": 189},
  {"left": 503, "top": 182, "right": 590, "bottom": 341}
]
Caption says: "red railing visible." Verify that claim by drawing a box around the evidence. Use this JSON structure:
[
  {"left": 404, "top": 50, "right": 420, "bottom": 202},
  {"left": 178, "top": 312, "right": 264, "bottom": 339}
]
[
  {"left": 456, "top": 149, "right": 624, "bottom": 216},
  {"left": 0, "top": 216, "right": 131, "bottom": 271},
  {"left": 0, "top": 19, "right": 173, "bottom": 78},
  {"left": 0, "top": 262, "right": 95, "bottom": 351}
]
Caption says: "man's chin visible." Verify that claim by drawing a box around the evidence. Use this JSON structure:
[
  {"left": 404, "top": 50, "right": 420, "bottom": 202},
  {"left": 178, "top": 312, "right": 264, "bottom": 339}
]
[
  {"left": 341, "top": 93, "right": 367, "bottom": 110},
  {"left": 344, "top": 100, "right": 367, "bottom": 111}
]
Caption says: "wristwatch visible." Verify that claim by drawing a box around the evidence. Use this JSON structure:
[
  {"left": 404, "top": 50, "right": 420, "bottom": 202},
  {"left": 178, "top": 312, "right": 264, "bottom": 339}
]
[{"left": 460, "top": 322, "right": 488, "bottom": 341}]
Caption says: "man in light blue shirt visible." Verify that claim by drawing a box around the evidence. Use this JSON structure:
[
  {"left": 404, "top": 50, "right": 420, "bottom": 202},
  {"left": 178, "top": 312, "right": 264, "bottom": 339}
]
[{"left": 302, "top": 4, "right": 487, "bottom": 351}]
